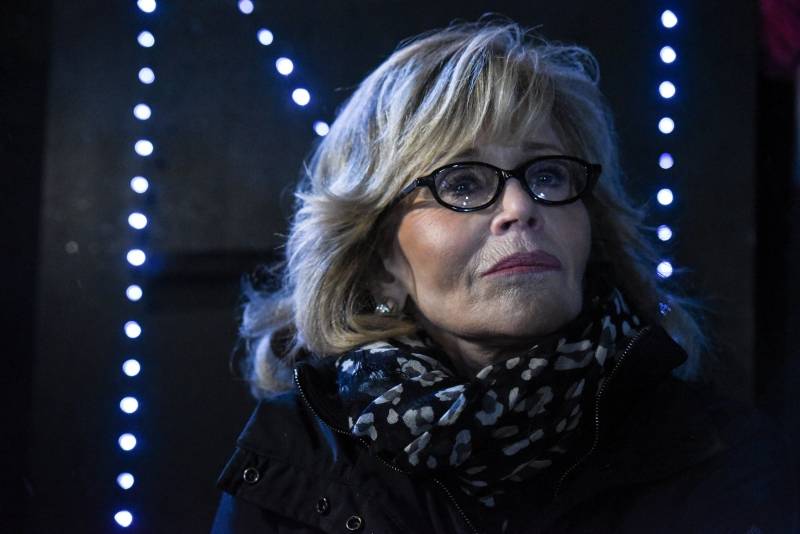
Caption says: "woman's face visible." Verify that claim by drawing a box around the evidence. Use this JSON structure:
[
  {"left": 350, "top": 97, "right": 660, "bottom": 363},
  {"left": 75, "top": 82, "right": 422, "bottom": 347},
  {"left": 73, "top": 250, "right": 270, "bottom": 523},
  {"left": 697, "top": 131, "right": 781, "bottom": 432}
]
[{"left": 381, "top": 119, "right": 592, "bottom": 367}]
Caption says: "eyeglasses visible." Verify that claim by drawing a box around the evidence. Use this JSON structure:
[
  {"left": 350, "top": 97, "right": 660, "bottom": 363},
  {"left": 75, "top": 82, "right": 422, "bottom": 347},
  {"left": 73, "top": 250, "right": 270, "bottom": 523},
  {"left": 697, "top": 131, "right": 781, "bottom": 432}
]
[{"left": 392, "top": 155, "right": 602, "bottom": 212}]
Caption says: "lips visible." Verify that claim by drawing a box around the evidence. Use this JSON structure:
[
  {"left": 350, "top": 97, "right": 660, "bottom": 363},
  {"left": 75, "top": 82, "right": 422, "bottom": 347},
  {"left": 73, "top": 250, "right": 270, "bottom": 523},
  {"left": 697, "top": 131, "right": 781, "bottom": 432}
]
[{"left": 482, "top": 250, "right": 562, "bottom": 277}]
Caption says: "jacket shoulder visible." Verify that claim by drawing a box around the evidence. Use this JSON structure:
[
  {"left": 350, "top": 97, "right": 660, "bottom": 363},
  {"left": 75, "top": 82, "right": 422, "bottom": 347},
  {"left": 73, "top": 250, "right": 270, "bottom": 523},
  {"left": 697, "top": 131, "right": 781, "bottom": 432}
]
[
  {"left": 553, "top": 379, "right": 799, "bottom": 533},
  {"left": 213, "top": 390, "right": 438, "bottom": 534},
  {"left": 213, "top": 391, "right": 364, "bottom": 531},
  {"left": 234, "top": 391, "right": 343, "bottom": 465}
]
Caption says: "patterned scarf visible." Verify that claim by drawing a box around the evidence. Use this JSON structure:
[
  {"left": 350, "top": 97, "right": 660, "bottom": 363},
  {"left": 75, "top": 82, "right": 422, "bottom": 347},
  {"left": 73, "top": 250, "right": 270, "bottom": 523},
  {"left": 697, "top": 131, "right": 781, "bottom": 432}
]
[{"left": 335, "top": 278, "right": 645, "bottom": 508}]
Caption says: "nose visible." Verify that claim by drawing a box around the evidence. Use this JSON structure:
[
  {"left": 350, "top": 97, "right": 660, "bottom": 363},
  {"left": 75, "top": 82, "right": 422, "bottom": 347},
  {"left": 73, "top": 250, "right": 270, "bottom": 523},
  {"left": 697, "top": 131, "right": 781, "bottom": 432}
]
[{"left": 489, "top": 177, "right": 542, "bottom": 235}]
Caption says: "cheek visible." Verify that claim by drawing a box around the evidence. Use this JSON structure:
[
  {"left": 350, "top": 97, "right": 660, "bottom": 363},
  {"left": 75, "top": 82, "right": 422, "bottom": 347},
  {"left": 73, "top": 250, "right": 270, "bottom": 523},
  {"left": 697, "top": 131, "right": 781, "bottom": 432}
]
[
  {"left": 560, "top": 205, "right": 592, "bottom": 271},
  {"left": 396, "top": 212, "right": 480, "bottom": 295}
]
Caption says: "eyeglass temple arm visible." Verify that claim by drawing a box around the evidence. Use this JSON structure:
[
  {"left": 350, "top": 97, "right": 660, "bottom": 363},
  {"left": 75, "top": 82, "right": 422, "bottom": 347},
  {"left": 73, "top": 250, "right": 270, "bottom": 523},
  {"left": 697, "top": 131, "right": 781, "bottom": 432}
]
[
  {"left": 586, "top": 164, "right": 602, "bottom": 191},
  {"left": 393, "top": 177, "right": 428, "bottom": 203}
]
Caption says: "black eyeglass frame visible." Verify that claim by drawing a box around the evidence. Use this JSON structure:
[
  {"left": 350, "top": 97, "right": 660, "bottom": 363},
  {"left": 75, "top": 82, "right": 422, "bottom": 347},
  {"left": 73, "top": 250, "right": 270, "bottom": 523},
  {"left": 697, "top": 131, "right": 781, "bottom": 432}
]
[{"left": 392, "top": 155, "right": 602, "bottom": 212}]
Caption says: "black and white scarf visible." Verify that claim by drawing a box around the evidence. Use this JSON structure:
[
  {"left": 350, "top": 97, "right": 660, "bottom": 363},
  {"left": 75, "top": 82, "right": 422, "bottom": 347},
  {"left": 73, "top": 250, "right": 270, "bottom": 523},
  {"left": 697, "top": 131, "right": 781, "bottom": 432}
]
[{"left": 335, "top": 280, "right": 644, "bottom": 508}]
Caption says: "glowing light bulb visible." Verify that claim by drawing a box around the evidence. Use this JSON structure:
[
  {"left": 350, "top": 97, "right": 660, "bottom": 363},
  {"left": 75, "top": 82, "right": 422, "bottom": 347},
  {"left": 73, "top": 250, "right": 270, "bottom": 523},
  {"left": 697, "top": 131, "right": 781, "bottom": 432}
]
[
  {"left": 659, "top": 81, "right": 676, "bottom": 99},
  {"left": 660, "top": 46, "right": 676, "bottom": 64},
  {"left": 128, "top": 212, "right": 148, "bottom": 230},
  {"left": 657, "top": 261, "right": 674, "bottom": 278},
  {"left": 661, "top": 10, "right": 678, "bottom": 29},
  {"left": 657, "top": 188, "right": 674, "bottom": 206},
  {"left": 658, "top": 117, "right": 675, "bottom": 134},
  {"left": 138, "top": 67, "right": 155, "bottom": 84},
  {"left": 126, "top": 284, "right": 143, "bottom": 302},
  {"left": 117, "top": 472, "right": 135, "bottom": 490},
  {"left": 659, "top": 153, "right": 674, "bottom": 169},
  {"left": 657, "top": 225, "right": 673, "bottom": 241},
  {"left": 238, "top": 0, "right": 254, "bottom": 14},
  {"left": 122, "top": 359, "right": 141, "bottom": 377},
  {"left": 130, "top": 176, "right": 149, "bottom": 194},
  {"left": 127, "top": 249, "right": 146, "bottom": 266},
  {"left": 313, "top": 121, "right": 330, "bottom": 136},
  {"left": 120, "top": 396, "right": 139, "bottom": 414},
  {"left": 257, "top": 29, "right": 274, "bottom": 46},
  {"left": 118, "top": 433, "right": 137, "bottom": 451},
  {"left": 137, "top": 0, "right": 156, "bottom": 13},
  {"left": 137, "top": 31, "right": 155, "bottom": 48},
  {"left": 134, "top": 140, "right": 153, "bottom": 156},
  {"left": 275, "top": 57, "right": 294, "bottom": 76},
  {"left": 133, "top": 103, "right": 151, "bottom": 120},
  {"left": 124, "top": 321, "right": 142, "bottom": 339},
  {"left": 292, "top": 88, "right": 310, "bottom": 106},
  {"left": 114, "top": 510, "right": 133, "bottom": 527}
]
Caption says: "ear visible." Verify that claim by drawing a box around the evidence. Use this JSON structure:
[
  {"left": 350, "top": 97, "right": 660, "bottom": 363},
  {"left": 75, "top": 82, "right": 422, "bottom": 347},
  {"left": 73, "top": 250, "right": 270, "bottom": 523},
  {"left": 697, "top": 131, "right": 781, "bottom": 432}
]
[{"left": 372, "top": 241, "right": 411, "bottom": 312}]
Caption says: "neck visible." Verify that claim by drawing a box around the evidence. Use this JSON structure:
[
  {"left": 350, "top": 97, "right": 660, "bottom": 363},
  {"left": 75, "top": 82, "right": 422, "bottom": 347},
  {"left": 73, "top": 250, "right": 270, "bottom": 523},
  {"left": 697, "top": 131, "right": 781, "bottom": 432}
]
[{"left": 421, "top": 323, "right": 555, "bottom": 378}]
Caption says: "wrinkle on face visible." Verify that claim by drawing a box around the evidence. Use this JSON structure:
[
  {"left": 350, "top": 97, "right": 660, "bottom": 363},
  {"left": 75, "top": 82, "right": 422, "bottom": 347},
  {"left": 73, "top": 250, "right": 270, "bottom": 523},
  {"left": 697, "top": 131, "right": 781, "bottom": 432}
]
[{"left": 380, "top": 117, "right": 592, "bottom": 373}]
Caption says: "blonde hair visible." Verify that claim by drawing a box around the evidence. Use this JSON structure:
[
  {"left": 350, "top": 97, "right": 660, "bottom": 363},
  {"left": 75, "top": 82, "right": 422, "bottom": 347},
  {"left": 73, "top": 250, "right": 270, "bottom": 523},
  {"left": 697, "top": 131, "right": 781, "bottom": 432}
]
[{"left": 237, "top": 19, "right": 714, "bottom": 396}]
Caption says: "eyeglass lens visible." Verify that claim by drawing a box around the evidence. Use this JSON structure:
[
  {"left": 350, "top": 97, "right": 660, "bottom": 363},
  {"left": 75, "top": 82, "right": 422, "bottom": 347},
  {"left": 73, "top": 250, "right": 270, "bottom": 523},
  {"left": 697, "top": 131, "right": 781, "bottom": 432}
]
[{"left": 433, "top": 158, "right": 588, "bottom": 209}]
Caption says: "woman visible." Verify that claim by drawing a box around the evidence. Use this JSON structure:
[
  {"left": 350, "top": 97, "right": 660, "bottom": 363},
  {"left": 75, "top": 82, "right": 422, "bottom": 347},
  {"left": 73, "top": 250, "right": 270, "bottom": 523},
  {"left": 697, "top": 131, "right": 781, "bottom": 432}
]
[{"left": 212, "top": 20, "right": 798, "bottom": 533}]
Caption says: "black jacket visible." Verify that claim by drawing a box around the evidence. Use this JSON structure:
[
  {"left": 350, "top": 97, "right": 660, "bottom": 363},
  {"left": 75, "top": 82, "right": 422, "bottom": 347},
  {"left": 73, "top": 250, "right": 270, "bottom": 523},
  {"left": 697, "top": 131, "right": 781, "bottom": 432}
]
[{"left": 212, "top": 325, "right": 799, "bottom": 533}]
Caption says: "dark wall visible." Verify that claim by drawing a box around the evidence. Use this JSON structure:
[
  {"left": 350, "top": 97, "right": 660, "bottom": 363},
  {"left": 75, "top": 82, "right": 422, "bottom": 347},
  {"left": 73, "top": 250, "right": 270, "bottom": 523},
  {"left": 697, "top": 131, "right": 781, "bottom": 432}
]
[
  {"left": 28, "top": 1, "right": 762, "bottom": 532},
  {"left": 1, "top": 0, "right": 49, "bottom": 531}
]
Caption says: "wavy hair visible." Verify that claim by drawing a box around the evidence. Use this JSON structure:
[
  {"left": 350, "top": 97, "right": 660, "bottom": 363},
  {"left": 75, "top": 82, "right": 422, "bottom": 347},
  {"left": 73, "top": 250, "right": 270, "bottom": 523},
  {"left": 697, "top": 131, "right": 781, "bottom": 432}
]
[{"left": 237, "top": 19, "right": 715, "bottom": 396}]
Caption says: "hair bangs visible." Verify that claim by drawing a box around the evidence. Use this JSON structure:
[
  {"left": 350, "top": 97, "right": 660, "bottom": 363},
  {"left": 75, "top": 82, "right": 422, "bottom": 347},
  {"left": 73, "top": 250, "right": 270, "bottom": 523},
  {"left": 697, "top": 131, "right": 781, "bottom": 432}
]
[{"left": 393, "top": 36, "right": 556, "bottom": 180}]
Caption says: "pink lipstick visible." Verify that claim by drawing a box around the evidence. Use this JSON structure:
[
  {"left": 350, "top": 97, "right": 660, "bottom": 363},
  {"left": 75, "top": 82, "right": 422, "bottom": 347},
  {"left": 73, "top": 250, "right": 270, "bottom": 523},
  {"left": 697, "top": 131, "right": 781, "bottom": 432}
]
[{"left": 482, "top": 251, "right": 562, "bottom": 277}]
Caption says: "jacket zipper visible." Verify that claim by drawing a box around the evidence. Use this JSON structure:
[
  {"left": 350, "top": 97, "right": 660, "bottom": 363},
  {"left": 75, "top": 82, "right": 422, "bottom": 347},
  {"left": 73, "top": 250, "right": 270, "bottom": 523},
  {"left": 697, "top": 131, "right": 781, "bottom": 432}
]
[
  {"left": 552, "top": 325, "right": 652, "bottom": 499},
  {"left": 293, "top": 366, "right": 482, "bottom": 534},
  {"left": 431, "top": 477, "right": 482, "bottom": 534}
]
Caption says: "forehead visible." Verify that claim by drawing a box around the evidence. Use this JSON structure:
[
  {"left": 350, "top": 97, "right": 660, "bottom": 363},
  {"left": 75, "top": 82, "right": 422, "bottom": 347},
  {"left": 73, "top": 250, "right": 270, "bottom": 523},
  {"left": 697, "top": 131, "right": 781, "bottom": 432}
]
[{"left": 452, "top": 117, "right": 565, "bottom": 160}]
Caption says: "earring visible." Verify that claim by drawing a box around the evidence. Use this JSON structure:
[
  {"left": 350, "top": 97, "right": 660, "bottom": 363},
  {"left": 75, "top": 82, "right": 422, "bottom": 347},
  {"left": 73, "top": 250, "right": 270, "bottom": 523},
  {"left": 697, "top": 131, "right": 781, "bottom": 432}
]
[{"left": 374, "top": 298, "right": 397, "bottom": 315}]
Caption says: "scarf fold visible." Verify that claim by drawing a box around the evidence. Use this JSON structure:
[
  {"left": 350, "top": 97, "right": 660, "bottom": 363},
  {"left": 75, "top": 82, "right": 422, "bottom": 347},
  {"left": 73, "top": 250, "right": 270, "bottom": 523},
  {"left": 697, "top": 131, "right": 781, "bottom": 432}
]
[{"left": 335, "top": 280, "right": 645, "bottom": 508}]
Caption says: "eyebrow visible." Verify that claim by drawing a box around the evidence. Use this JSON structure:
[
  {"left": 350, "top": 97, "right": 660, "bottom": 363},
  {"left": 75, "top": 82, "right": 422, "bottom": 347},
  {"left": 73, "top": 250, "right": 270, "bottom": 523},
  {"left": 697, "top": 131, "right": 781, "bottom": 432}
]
[{"left": 454, "top": 141, "right": 564, "bottom": 159}]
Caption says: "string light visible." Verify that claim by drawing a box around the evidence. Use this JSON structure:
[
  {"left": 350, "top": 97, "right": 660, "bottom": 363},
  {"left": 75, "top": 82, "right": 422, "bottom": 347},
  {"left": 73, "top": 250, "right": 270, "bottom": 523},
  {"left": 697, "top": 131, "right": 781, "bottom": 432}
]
[
  {"left": 119, "top": 5, "right": 158, "bottom": 526},
  {"left": 655, "top": 11, "right": 680, "bottom": 281},
  {"left": 245, "top": 9, "right": 331, "bottom": 149}
]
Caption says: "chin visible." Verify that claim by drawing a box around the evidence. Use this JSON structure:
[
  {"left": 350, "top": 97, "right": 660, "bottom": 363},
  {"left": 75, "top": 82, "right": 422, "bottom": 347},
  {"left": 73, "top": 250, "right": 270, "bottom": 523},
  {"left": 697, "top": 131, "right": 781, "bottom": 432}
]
[{"left": 497, "top": 296, "right": 581, "bottom": 338}]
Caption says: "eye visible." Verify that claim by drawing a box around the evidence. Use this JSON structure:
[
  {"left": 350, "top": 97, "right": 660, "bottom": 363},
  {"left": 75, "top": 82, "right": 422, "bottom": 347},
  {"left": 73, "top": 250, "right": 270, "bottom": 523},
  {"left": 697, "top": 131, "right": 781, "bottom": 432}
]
[
  {"left": 437, "top": 168, "right": 493, "bottom": 196},
  {"left": 526, "top": 165, "right": 570, "bottom": 189},
  {"left": 440, "top": 171, "right": 482, "bottom": 195},
  {"left": 532, "top": 173, "right": 565, "bottom": 187},
  {"left": 434, "top": 166, "right": 496, "bottom": 208}
]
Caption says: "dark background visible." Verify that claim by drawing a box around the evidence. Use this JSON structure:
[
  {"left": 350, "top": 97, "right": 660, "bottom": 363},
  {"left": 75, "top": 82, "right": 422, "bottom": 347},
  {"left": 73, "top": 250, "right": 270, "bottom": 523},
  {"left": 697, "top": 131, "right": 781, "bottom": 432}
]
[{"left": 3, "top": 0, "right": 798, "bottom": 532}]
